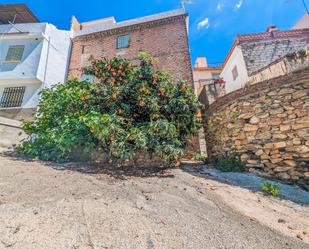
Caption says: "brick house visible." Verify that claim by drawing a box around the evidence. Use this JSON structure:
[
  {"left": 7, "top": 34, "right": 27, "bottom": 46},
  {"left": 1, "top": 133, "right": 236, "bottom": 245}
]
[{"left": 68, "top": 9, "right": 193, "bottom": 84}]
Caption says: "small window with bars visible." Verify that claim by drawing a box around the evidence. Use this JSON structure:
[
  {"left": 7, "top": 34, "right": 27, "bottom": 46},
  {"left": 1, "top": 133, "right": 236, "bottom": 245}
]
[
  {"left": 0, "top": 87, "right": 25, "bottom": 108},
  {"left": 5, "top": 45, "right": 25, "bottom": 63},
  {"left": 116, "top": 35, "right": 130, "bottom": 49}
]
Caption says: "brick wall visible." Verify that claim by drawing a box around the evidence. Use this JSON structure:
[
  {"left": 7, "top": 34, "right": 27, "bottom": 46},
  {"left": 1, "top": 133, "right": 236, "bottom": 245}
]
[
  {"left": 68, "top": 15, "right": 193, "bottom": 84},
  {"left": 206, "top": 68, "right": 309, "bottom": 184}
]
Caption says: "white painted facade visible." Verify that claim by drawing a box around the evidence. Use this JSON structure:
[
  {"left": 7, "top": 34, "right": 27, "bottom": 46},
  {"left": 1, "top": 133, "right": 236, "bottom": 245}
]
[
  {"left": 192, "top": 57, "right": 223, "bottom": 104},
  {"left": 292, "top": 13, "right": 309, "bottom": 29},
  {"left": 220, "top": 46, "right": 249, "bottom": 94},
  {"left": 0, "top": 23, "right": 71, "bottom": 108}
]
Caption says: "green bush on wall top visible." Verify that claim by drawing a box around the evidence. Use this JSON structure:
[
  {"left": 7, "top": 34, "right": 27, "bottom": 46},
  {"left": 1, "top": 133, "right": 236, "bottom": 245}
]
[
  {"left": 214, "top": 153, "right": 246, "bottom": 172},
  {"left": 18, "top": 53, "right": 202, "bottom": 164}
]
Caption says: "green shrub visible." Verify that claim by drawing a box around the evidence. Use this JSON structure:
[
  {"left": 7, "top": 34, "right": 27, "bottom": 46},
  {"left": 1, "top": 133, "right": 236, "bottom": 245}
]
[
  {"left": 193, "top": 152, "right": 206, "bottom": 161},
  {"left": 18, "top": 53, "right": 201, "bottom": 164},
  {"left": 214, "top": 153, "right": 246, "bottom": 172},
  {"left": 261, "top": 181, "right": 281, "bottom": 197}
]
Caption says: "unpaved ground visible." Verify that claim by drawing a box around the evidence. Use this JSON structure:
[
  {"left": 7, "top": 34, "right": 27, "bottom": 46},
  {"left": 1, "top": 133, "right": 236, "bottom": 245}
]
[
  {"left": 184, "top": 165, "right": 309, "bottom": 244},
  {"left": 0, "top": 155, "right": 308, "bottom": 249}
]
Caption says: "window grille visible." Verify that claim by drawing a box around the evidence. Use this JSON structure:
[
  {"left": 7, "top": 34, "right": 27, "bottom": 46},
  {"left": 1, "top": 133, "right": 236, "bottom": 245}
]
[
  {"left": 5, "top": 45, "right": 25, "bottom": 63},
  {"left": 0, "top": 86, "right": 26, "bottom": 108},
  {"left": 116, "top": 35, "right": 130, "bottom": 49}
]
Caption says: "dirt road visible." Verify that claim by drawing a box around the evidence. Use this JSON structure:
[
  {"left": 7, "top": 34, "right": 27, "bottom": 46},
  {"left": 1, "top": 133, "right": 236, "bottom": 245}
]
[{"left": 0, "top": 155, "right": 308, "bottom": 249}]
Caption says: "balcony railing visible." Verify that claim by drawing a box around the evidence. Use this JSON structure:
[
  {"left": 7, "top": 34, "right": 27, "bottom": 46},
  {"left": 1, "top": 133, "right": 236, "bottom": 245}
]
[{"left": 207, "top": 62, "right": 223, "bottom": 68}]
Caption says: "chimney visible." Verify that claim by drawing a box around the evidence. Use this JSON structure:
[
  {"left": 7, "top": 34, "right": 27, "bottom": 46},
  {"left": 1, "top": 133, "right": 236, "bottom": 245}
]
[
  {"left": 195, "top": 57, "right": 208, "bottom": 68},
  {"left": 71, "top": 16, "right": 81, "bottom": 31},
  {"left": 266, "top": 25, "right": 278, "bottom": 32}
]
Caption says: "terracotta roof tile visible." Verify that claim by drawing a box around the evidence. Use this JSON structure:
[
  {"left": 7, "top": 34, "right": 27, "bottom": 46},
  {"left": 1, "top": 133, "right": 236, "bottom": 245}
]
[
  {"left": 222, "top": 28, "right": 309, "bottom": 75},
  {"left": 237, "top": 28, "right": 309, "bottom": 43}
]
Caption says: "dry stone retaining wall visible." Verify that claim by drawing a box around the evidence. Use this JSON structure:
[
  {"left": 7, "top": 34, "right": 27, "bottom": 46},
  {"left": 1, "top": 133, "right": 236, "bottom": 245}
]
[{"left": 206, "top": 68, "right": 309, "bottom": 184}]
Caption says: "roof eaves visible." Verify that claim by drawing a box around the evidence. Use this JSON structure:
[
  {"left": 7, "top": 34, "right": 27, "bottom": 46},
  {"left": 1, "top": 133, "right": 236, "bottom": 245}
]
[
  {"left": 221, "top": 36, "right": 241, "bottom": 70},
  {"left": 74, "top": 8, "right": 187, "bottom": 38},
  {"left": 237, "top": 28, "right": 309, "bottom": 44}
]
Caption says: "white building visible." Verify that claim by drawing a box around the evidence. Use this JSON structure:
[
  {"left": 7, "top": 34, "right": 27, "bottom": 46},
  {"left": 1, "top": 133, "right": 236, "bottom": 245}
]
[
  {"left": 293, "top": 13, "right": 309, "bottom": 29},
  {"left": 0, "top": 4, "right": 71, "bottom": 117},
  {"left": 220, "top": 27, "right": 309, "bottom": 94},
  {"left": 192, "top": 57, "right": 223, "bottom": 105}
]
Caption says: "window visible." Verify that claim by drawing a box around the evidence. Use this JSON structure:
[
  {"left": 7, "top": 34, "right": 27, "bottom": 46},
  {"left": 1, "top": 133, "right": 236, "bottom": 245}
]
[
  {"left": 80, "top": 74, "right": 94, "bottom": 82},
  {"left": 0, "top": 86, "right": 25, "bottom": 108},
  {"left": 232, "top": 65, "right": 239, "bottom": 81},
  {"left": 81, "top": 45, "right": 90, "bottom": 54},
  {"left": 116, "top": 35, "right": 130, "bottom": 49},
  {"left": 81, "top": 45, "right": 86, "bottom": 54},
  {"left": 5, "top": 45, "right": 25, "bottom": 63},
  {"left": 212, "top": 74, "right": 220, "bottom": 80}
]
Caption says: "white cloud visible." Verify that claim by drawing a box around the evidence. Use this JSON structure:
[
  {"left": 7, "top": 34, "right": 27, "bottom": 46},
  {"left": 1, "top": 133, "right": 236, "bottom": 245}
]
[
  {"left": 235, "top": 0, "right": 243, "bottom": 9},
  {"left": 217, "top": 3, "right": 222, "bottom": 11},
  {"left": 197, "top": 18, "right": 210, "bottom": 30}
]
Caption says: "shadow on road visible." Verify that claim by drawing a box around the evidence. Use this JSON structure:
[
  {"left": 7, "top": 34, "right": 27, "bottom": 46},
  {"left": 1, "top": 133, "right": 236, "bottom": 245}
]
[
  {"left": 181, "top": 163, "right": 309, "bottom": 206},
  {"left": 0, "top": 151, "right": 175, "bottom": 180}
]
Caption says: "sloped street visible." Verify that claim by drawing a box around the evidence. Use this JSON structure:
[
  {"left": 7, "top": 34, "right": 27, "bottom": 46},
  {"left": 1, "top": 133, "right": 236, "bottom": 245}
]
[{"left": 0, "top": 155, "right": 308, "bottom": 249}]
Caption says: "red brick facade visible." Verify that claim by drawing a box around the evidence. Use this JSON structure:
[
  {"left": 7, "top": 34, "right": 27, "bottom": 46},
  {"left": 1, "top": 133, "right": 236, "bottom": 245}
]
[{"left": 68, "top": 14, "right": 193, "bottom": 84}]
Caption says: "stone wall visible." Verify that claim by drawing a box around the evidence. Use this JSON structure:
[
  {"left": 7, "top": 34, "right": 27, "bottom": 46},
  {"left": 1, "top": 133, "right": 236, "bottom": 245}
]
[{"left": 206, "top": 68, "right": 309, "bottom": 184}]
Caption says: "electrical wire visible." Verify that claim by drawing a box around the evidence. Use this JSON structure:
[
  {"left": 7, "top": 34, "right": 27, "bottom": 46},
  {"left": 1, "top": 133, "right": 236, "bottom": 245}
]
[{"left": 302, "top": 0, "right": 309, "bottom": 14}]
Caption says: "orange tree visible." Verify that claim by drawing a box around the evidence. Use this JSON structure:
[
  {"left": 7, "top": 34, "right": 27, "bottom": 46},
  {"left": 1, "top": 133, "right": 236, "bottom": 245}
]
[{"left": 19, "top": 53, "right": 201, "bottom": 163}]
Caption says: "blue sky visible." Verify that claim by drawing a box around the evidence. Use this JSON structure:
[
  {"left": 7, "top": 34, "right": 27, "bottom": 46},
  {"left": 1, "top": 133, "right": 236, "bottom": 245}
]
[{"left": 5, "top": 0, "right": 308, "bottom": 64}]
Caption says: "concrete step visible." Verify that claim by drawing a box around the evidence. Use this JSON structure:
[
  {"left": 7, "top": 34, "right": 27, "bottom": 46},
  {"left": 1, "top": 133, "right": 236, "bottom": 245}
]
[
  {"left": 0, "top": 117, "right": 25, "bottom": 151},
  {"left": 0, "top": 116, "right": 21, "bottom": 128}
]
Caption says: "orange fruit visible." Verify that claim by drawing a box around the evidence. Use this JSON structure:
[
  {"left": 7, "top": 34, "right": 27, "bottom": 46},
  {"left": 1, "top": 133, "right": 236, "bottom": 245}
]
[{"left": 139, "top": 101, "right": 145, "bottom": 107}]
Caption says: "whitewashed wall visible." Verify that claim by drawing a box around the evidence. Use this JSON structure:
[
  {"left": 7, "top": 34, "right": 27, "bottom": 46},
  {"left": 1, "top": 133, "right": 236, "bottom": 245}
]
[
  {"left": 0, "top": 83, "right": 40, "bottom": 108},
  {"left": 220, "top": 46, "right": 249, "bottom": 94},
  {"left": 292, "top": 14, "right": 309, "bottom": 29},
  {"left": 37, "top": 24, "right": 72, "bottom": 88},
  {"left": 0, "top": 23, "right": 72, "bottom": 108}
]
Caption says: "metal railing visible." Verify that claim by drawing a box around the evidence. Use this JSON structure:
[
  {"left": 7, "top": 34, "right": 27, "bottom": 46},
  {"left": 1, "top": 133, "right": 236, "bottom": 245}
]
[
  {"left": 0, "top": 86, "right": 25, "bottom": 108},
  {"left": 207, "top": 62, "right": 223, "bottom": 68}
]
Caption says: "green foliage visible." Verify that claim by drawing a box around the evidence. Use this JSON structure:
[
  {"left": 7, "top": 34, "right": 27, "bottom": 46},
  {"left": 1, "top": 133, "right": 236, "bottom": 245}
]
[
  {"left": 230, "top": 112, "right": 238, "bottom": 122},
  {"left": 261, "top": 182, "right": 281, "bottom": 197},
  {"left": 18, "top": 53, "right": 201, "bottom": 164},
  {"left": 18, "top": 80, "right": 97, "bottom": 162},
  {"left": 214, "top": 153, "right": 246, "bottom": 172},
  {"left": 193, "top": 152, "right": 206, "bottom": 161}
]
